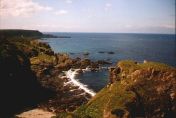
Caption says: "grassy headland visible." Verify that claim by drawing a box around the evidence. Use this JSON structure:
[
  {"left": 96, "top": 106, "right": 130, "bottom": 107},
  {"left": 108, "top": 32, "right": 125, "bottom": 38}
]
[{"left": 56, "top": 60, "right": 176, "bottom": 118}]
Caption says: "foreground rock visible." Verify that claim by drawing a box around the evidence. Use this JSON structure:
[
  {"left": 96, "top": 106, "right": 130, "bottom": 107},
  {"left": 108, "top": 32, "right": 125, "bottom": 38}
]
[
  {"left": 16, "top": 108, "right": 56, "bottom": 118},
  {"left": 56, "top": 60, "right": 176, "bottom": 118}
]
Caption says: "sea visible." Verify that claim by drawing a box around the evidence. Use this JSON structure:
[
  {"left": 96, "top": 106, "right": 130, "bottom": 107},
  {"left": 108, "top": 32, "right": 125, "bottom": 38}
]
[{"left": 41, "top": 33, "right": 176, "bottom": 95}]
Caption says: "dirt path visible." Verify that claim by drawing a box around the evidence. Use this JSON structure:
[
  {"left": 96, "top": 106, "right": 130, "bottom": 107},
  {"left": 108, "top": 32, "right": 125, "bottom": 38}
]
[
  {"left": 16, "top": 108, "right": 56, "bottom": 118},
  {"left": 103, "top": 85, "right": 114, "bottom": 118}
]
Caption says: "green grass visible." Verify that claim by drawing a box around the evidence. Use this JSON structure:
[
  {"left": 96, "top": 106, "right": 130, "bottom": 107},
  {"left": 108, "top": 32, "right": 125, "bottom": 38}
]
[
  {"left": 55, "top": 60, "right": 175, "bottom": 118},
  {"left": 118, "top": 60, "right": 174, "bottom": 75},
  {"left": 30, "top": 53, "right": 56, "bottom": 65}
]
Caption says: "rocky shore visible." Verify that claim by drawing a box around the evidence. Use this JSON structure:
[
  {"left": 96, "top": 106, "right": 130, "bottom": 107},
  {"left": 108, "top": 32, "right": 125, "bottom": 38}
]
[
  {"left": 1, "top": 30, "right": 175, "bottom": 118},
  {"left": 58, "top": 60, "right": 176, "bottom": 118},
  {"left": 29, "top": 42, "right": 112, "bottom": 113},
  {"left": 0, "top": 33, "right": 111, "bottom": 117}
]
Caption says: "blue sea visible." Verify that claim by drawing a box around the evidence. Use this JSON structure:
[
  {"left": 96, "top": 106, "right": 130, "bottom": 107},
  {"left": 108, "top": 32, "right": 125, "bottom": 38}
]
[{"left": 42, "top": 33, "right": 176, "bottom": 92}]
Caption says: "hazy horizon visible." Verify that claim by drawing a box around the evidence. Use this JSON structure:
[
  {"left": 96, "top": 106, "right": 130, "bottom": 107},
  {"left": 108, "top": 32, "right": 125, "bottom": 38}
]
[
  {"left": 0, "top": 0, "right": 175, "bottom": 34},
  {"left": 0, "top": 28, "right": 175, "bottom": 35}
]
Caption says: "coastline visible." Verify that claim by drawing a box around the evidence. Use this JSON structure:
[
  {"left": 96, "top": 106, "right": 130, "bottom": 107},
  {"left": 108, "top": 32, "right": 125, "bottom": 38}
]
[{"left": 1, "top": 30, "right": 175, "bottom": 118}]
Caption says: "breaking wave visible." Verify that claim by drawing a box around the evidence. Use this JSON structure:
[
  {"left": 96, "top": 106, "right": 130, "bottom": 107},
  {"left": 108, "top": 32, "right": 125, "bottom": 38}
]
[{"left": 64, "top": 68, "right": 96, "bottom": 96}]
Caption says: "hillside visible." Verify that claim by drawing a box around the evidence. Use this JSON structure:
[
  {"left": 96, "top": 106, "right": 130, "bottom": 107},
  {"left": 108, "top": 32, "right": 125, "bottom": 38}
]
[
  {"left": 0, "top": 29, "right": 43, "bottom": 38},
  {"left": 0, "top": 30, "right": 108, "bottom": 117},
  {"left": 56, "top": 60, "right": 176, "bottom": 118},
  {"left": 0, "top": 37, "right": 55, "bottom": 117},
  {"left": 0, "top": 29, "right": 58, "bottom": 38}
]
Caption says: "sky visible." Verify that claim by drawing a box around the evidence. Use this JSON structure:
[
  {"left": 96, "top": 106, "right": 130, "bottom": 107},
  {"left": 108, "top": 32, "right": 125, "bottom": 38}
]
[{"left": 0, "top": 0, "right": 175, "bottom": 34}]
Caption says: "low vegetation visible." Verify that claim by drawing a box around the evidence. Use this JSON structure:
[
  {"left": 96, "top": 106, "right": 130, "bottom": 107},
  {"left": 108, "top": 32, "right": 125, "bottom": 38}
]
[{"left": 55, "top": 60, "right": 176, "bottom": 118}]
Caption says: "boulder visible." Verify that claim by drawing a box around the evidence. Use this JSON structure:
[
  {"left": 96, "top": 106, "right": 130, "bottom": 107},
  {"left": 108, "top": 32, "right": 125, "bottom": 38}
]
[{"left": 107, "top": 51, "right": 115, "bottom": 54}]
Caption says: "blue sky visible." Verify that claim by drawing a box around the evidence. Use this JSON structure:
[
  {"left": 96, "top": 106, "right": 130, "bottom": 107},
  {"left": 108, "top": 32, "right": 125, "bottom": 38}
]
[{"left": 0, "top": 0, "right": 175, "bottom": 34}]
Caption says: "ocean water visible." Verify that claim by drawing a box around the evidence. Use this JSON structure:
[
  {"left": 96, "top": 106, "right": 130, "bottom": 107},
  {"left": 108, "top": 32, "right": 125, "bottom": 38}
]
[{"left": 42, "top": 33, "right": 176, "bottom": 93}]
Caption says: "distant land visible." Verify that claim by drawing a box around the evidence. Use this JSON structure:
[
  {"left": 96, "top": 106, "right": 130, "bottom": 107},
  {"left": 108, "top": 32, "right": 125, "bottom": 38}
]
[{"left": 0, "top": 29, "right": 71, "bottom": 38}]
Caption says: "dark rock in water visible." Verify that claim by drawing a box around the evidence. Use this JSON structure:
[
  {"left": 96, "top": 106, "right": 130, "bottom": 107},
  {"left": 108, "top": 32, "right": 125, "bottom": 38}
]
[
  {"left": 107, "top": 51, "right": 115, "bottom": 54},
  {"left": 97, "top": 60, "right": 112, "bottom": 65},
  {"left": 98, "top": 51, "right": 115, "bottom": 54},
  {"left": 106, "top": 58, "right": 111, "bottom": 61},
  {"left": 76, "top": 69, "right": 83, "bottom": 74},
  {"left": 83, "top": 52, "right": 90, "bottom": 56},
  {"left": 69, "top": 52, "right": 75, "bottom": 55}
]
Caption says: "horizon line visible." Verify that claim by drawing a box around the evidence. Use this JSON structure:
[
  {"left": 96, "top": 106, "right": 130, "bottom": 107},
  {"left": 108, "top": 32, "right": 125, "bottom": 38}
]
[
  {"left": 43, "top": 31, "right": 176, "bottom": 35},
  {"left": 0, "top": 28, "right": 175, "bottom": 35}
]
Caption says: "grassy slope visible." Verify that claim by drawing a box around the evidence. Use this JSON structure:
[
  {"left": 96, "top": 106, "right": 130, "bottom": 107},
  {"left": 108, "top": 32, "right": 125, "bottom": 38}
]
[{"left": 55, "top": 60, "right": 176, "bottom": 118}]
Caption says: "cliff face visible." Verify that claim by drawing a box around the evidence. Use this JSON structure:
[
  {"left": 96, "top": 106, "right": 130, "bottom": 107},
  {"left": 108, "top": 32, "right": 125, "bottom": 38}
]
[
  {"left": 61, "top": 60, "right": 176, "bottom": 118},
  {"left": 0, "top": 38, "right": 55, "bottom": 117}
]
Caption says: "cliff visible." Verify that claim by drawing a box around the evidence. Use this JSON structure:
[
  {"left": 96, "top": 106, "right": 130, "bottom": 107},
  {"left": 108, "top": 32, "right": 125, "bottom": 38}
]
[
  {"left": 57, "top": 60, "right": 176, "bottom": 118},
  {"left": 0, "top": 35, "right": 59, "bottom": 117}
]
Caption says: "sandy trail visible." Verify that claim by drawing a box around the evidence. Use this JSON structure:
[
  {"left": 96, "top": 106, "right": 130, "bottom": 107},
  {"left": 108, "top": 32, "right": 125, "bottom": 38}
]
[{"left": 16, "top": 108, "right": 56, "bottom": 118}]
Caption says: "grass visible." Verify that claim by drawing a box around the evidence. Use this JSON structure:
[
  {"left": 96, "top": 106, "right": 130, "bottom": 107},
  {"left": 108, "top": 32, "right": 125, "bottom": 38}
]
[
  {"left": 69, "top": 79, "right": 136, "bottom": 118},
  {"left": 30, "top": 53, "right": 56, "bottom": 65},
  {"left": 118, "top": 60, "right": 174, "bottom": 75},
  {"left": 55, "top": 60, "right": 175, "bottom": 118}
]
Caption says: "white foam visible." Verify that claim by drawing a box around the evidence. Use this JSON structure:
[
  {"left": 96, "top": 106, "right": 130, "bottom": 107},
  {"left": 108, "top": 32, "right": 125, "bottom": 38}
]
[{"left": 65, "top": 69, "right": 96, "bottom": 96}]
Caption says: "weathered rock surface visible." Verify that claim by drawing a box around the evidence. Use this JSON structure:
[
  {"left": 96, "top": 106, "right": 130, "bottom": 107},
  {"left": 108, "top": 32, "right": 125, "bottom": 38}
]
[{"left": 16, "top": 108, "right": 56, "bottom": 118}]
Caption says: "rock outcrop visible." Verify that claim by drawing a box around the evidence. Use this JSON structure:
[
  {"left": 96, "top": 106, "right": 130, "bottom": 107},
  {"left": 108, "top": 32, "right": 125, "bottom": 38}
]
[{"left": 57, "top": 60, "right": 176, "bottom": 118}]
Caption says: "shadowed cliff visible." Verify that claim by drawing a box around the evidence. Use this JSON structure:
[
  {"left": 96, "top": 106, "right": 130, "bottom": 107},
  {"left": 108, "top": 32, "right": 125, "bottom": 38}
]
[{"left": 0, "top": 37, "right": 55, "bottom": 118}]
